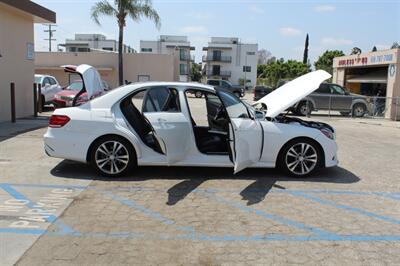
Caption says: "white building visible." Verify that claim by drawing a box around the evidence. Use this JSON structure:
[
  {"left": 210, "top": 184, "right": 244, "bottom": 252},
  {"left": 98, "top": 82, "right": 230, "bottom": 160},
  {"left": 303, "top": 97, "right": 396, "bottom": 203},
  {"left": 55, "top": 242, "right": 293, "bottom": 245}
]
[
  {"left": 60, "top": 33, "right": 135, "bottom": 53},
  {"left": 140, "top": 35, "right": 194, "bottom": 82},
  {"left": 203, "top": 37, "right": 258, "bottom": 87}
]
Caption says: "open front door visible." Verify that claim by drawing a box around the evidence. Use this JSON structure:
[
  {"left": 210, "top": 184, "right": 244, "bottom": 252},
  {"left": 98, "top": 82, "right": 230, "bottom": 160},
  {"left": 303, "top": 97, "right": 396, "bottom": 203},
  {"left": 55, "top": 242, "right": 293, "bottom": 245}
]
[{"left": 218, "top": 91, "right": 263, "bottom": 173}]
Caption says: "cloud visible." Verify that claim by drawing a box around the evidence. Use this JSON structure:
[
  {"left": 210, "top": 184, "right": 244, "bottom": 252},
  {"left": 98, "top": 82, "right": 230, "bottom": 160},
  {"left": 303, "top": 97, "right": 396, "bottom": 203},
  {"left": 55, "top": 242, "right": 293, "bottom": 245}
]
[
  {"left": 321, "top": 37, "right": 353, "bottom": 46},
  {"left": 314, "top": 5, "right": 336, "bottom": 12},
  {"left": 249, "top": 5, "right": 265, "bottom": 14},
  {"left": 179, "top": 26, "right": 208, "bottom": 34},
  {"left": 279, "top": 27, "right": 302, "bottom": 37}
]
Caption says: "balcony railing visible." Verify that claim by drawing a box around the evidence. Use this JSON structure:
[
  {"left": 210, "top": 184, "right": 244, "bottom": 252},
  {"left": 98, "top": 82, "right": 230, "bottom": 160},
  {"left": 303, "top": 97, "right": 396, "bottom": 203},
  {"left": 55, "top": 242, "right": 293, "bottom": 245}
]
[
  {"left": 202, "top": 55, "right": 232, "bottom": 62},
  {"left": 206, "top": 70, "right": 231, "bottom": 77}
]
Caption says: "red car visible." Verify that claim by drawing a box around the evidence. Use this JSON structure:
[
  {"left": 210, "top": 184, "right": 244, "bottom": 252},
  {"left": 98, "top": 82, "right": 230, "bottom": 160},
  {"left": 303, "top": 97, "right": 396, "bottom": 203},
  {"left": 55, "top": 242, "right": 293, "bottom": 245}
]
[{"left": 53, "top": 64, "right": 108, "bottom": 108}]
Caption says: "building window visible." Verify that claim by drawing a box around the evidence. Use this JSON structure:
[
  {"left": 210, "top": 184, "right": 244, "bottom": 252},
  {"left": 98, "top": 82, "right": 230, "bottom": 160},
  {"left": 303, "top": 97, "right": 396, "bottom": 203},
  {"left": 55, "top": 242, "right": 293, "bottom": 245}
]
[
  {"left": 243, "top": 66, "right": 251, "bottom": 72},
  {"left": 141, "top": 48, "right": 152, "bottom": 52},
  {"left": 77, "top": 47, "right": 89, "bottom": 52},
  {"left": 103, "top": 47, "right": 113, "bottom": 51},
  {"left": 180, "top": 64, "right": 187, "bottom": 75}
]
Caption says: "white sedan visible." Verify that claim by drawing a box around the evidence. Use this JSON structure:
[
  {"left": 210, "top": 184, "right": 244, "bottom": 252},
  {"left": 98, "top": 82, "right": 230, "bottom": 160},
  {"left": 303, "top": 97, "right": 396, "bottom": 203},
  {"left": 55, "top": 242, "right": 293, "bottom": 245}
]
[{"left": 44, "top": 70, "right": 338, "bottom": 177}]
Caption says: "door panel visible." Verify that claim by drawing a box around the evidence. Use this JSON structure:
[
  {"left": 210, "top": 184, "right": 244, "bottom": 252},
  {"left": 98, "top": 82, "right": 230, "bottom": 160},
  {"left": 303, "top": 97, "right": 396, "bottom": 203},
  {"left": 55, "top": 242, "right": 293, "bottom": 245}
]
[
  {"left": 330, "top": 85, "right": 352, "bottom": 110},
  {"left": 230, "top": 118, "right": 263, "bottom": 173},
  {"left": 144, "top": 112, "right": 192, "bottom": 165}
]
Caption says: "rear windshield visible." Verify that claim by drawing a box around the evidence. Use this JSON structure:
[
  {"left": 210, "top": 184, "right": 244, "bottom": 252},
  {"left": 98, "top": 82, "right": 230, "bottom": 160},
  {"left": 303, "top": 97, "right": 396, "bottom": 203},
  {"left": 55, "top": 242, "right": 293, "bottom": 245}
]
[{"left": 68, "top": 81, "right": 83, "bottom": 91}]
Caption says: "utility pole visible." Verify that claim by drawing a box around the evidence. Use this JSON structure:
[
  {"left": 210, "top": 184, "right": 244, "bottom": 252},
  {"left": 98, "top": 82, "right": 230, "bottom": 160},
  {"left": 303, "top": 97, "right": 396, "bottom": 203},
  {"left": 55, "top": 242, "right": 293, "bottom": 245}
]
[{"left": 44, "top": 24, "right": 57, "bottom": 52}]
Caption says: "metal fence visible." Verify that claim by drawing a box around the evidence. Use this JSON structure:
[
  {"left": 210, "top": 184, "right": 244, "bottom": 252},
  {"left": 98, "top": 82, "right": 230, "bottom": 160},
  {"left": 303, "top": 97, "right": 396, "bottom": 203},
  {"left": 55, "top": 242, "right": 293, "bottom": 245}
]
[{"left": 299, "top": 96, "right": 400, "bottom": 121}]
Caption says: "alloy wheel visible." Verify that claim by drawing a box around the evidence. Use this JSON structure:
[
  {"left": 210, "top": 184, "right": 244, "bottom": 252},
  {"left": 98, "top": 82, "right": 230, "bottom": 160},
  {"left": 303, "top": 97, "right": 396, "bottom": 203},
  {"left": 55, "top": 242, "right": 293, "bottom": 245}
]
[
  {"left": 285, "top": 143, "right": 318, "bottom": 175},
  {"left": 95, "top": 141, "right": 129, "bottom": 175},
  {"left": 353, "top": 105, "right": 365, "bottom": 117}
]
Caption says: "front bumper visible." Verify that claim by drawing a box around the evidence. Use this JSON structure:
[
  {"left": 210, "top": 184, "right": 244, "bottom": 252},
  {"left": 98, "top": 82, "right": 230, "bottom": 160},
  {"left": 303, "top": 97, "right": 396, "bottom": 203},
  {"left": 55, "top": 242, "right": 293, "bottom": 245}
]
[{"left": 315, "top": 133, "right": 338, "bottom": 168}]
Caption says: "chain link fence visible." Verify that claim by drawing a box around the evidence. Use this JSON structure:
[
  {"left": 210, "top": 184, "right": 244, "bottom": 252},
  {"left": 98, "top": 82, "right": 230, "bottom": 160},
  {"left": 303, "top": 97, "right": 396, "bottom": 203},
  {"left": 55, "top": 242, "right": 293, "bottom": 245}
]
[{"left": 302, "top": 96, "right": 400, "bottom": 121}]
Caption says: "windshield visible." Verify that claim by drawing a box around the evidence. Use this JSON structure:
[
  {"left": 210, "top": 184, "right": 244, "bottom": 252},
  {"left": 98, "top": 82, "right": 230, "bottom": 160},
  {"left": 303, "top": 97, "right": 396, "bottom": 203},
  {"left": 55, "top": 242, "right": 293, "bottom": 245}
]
[{"left": 68, "top": 81, "right": 83, "bottom": 91}]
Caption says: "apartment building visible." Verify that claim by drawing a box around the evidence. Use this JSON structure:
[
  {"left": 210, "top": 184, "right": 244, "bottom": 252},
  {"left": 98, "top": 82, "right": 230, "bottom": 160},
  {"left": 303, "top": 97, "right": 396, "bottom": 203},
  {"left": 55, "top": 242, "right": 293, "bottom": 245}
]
[
  {"left": 203, "top": 37, "right": 258, "bottom": 87},
  {"left": 140, "top": 35, "right": 195, "bottom": 82},
  {"left": 60, "top": 33, "right": 135, "bottom": 53}
]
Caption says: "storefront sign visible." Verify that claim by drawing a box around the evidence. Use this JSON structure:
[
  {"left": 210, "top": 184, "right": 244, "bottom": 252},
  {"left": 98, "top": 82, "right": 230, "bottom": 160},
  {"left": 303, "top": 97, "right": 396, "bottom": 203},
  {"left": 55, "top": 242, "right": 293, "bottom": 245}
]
[
  {"left": 338, "top": 57, "right": 368, "bottom": 66},
  {"left": 371, "top": 54, "right": 394, "bottom": 64}
]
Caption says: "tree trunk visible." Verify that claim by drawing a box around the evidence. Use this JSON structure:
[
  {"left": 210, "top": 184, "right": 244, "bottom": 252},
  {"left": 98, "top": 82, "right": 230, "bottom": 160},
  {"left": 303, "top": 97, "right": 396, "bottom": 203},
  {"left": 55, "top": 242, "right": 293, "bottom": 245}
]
[{"left": 118, "top": 25, "right": 124, "bottom": 86}]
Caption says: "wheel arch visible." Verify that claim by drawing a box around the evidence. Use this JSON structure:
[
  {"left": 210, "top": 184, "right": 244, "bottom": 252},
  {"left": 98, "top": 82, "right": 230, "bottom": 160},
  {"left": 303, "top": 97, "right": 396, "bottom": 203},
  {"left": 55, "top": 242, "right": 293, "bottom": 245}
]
[
  {"left": 350, "top": 99, "right": 368, "bottom": 110},
  {"left": 86, "top": 134, "right": 138, "bottom": 164},
  {"left": 277, "top": 136, "right": 325, "bottom": 168}
]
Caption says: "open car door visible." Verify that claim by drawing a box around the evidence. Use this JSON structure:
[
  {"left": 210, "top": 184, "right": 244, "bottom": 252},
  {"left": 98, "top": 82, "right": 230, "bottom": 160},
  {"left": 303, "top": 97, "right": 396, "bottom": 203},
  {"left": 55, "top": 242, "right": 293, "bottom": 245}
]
[{"left": 217, "top": 90, "right": 263, "bottom": 173}]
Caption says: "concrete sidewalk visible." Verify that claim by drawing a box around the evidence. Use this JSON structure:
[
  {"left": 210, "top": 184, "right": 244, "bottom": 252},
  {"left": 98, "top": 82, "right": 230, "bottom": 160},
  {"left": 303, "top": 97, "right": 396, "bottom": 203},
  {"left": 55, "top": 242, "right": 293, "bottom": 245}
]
[{"left": 0, "top": 117, "right": 49, "bottom": 142}]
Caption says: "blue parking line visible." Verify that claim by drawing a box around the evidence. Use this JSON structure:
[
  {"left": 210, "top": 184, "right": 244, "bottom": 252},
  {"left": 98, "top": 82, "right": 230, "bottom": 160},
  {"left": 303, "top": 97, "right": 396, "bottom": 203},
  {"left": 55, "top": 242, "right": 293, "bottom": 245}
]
[
  {"left": 0, "top": 183, "right": 87, "bottom": 190},
  {"left": 195, "top": 190, "right": 340, "bottom": 239},
  {"left": 0, "top": 228, "right": 46, "bottom": 235},
  {"left": 102, "top": 191, "right": 195, "bottom": 233},
  {"left": 288, "top": 191, "right": 400, "bottom": 225}
]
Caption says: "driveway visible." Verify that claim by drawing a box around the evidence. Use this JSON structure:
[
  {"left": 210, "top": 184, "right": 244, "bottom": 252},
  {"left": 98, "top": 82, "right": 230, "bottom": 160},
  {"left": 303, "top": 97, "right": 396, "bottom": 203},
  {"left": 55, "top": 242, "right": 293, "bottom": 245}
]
[{"left": 1, "top": 114, "right": 399, "bottom": 265}]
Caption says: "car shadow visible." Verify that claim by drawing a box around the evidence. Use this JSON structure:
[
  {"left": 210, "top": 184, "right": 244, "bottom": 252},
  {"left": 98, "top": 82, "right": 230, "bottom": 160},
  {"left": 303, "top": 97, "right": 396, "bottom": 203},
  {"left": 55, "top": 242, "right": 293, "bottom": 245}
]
[{"left": 51, "top": 160, "right": 360, "bottom": 206}]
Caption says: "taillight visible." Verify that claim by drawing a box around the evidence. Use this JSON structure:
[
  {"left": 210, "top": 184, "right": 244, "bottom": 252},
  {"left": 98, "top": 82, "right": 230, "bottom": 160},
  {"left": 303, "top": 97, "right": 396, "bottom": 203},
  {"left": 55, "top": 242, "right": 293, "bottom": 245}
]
[{"left": 49, "top": 115, "right": 70, "bottom": 128}]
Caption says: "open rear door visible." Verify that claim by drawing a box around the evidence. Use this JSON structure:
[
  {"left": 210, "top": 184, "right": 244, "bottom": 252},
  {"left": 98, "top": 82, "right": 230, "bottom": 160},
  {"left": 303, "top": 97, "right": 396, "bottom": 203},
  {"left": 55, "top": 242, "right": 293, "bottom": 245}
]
[{"left": 217, "top": 90, "right": 263, "bottom": 173}]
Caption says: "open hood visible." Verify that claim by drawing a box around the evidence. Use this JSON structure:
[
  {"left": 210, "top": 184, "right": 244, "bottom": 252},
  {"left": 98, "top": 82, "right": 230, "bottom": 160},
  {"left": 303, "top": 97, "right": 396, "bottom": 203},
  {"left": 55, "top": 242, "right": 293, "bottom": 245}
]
[
  {"left": 61, "top": 64, "right": 104, "bottom": 98},
  {"left": 254, "top": 70, "right": 331, "bottom": 118}
]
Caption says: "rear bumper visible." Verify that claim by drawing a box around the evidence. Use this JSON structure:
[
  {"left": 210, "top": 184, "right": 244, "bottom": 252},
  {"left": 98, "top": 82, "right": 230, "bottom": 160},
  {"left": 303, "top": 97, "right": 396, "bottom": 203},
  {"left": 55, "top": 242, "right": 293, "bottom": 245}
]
[{"left": 44, "top": 128, "right": 90, "bottom": 163}]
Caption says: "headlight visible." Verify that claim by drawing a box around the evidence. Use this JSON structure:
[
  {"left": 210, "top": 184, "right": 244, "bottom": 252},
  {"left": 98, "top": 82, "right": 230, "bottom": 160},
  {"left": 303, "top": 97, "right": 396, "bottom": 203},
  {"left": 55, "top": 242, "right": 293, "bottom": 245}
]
[{"left": 320, "top": 128, "right": 335, "bottom": 140}]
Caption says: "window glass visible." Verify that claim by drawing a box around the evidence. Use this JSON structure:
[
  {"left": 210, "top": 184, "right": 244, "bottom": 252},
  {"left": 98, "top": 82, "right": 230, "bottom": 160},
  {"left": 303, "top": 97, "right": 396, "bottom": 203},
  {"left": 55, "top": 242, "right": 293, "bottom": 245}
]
[
  {"left": 316, "top": 84, "right": 330, "bottom": 94},
  {"left": 34, "top": 76, "right": 41, "bottom": 84},
  {"left": 208, "top": 80, "right": 219, "bottom": 86},
  {"left": 131, "top": 90, "right": 146, "bottom": 111},
  {"left": 179, "top": 64, "right": 186, "bottom": 75},
  {"left": 218, "top": 91, "right": 249, "bottom": 119},
  {"left": 221, "top": 81, "right": 230, "bottom": 88},
  {"left": 243, "top": 66, "right": 251, "bottom": 72},
  {"left": 331, "top": 85, "right": 345, "bottom": 95},
  {"left": 143, "top": 87, "right": 180, "bottom": 113},
  {"left": 42, "top": 77, "right": 50, "bottom": 86},
  {"left": 49, "top": 78, "right": 56, "bottom": 85},
  {"left": 68, "top": 81, "right": 83, "bottom": 91}
]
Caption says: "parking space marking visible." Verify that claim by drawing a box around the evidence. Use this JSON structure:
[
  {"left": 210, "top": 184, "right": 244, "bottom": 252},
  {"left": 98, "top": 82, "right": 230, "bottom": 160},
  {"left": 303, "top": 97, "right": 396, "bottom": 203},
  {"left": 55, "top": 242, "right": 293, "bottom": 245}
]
[
  {"left": 102, "top": 191, "right": 195, "bottom": 233},
  {"left": 1, "top": 183, "right": 399, "bottom": 242},
  {"left": 287, "top": 191, "right": 400, "bottom": 225}
]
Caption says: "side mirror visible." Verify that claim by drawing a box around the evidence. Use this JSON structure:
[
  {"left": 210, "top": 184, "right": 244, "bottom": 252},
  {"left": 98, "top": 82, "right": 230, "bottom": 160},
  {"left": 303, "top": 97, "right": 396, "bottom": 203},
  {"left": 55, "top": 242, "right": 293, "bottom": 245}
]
[
  {"left": 345, "top": 91, "right": 350, "bottom": 95},
  {"left": 253, "top": 102, "right": 268, "bottom": 111}
]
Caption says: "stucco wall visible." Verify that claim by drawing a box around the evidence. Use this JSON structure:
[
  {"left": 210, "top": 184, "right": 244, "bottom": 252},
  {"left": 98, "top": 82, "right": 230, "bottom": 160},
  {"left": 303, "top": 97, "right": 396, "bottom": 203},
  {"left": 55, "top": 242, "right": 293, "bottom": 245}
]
[
  {"left": 35, "top": 52, "right": 178, "bottom": 89},
  {"left": 0, "top": 3, "right": 35, "bottom": 122}
]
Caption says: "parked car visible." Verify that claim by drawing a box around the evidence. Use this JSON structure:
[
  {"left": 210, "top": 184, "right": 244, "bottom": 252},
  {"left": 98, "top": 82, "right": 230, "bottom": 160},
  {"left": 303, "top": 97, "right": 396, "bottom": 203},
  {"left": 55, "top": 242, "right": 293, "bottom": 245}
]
[
  {"left": 253, "top": 85, "right": 274, "bottom": 101},
  {"left": 206, "top": 79, "right": 245, "bottom": 98},
  {"left": 291, "top": 83, "right": 370, "bottom": 117},
  {"left": 34, "top": 74, "right": 63, "bottom": 107},
  {"left": 44, "top": 70, "right": 337, "bottom": 178},
  {"left": 53, "top": 65, "right": 107, "bottom": 108}
]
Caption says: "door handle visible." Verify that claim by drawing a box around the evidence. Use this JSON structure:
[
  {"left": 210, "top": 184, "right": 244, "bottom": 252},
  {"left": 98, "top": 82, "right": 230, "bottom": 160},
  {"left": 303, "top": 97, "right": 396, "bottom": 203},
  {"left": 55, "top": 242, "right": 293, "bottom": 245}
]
[{"left": 158, "top": 118, "right": 167, "bottom": 122}]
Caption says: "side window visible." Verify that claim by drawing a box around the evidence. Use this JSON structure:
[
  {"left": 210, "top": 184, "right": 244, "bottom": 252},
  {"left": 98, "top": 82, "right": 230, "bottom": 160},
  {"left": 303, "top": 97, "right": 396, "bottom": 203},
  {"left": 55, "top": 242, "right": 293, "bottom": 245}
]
[
  {"left": 221, "top": 81, "right": 230, "bottom": 88},
  {"left": 316, "top": 84, "right": 330, "bottom": 94},
  {"left": 331, "top": 85, "right": 345, "bottom": 95},
  {"left": 208, "top": 80, "right": 219, "bottom": 86},
  {"left": 131, "top": 90, "right": 146, "bottom": 111},
  {"left": 218, "top": 91, "right": 249, "bottom": 119},
  {"left": 143, "top": 87, "right": 180, "bottom": 113},
  {"left": 42, "top": 77, "right": 50, "bottom": 86},
  {"left": 49, "top": 78, "right": 57, "bottom": 85}
]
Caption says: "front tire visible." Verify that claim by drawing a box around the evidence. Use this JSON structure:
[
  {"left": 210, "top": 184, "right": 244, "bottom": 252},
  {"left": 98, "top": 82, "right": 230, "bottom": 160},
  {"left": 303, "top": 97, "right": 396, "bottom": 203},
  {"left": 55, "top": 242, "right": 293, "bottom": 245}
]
[
  {"left": 90, "top": 136, "right": 136, "bottom": 177},
  {"left": 296, "top": 101, "right": 312, "bottom": 116},
  {"left": 278, "top": 139, "right": 322, "bottom": 177},
  {"left": 352, "top": 103, "right": 366, "bottom": 117}
]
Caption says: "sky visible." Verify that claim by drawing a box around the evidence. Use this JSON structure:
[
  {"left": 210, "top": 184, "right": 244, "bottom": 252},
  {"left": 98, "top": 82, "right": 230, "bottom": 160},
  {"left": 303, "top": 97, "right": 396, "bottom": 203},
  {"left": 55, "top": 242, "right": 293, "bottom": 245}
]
[{"left": 33, "top": 0, "right": 400, "bottom": 64}]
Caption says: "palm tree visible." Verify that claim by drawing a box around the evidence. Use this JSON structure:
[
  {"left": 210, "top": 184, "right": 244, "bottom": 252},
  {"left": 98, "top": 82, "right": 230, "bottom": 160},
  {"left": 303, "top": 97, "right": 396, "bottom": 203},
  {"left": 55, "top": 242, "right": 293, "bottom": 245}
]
[{"left": 91, "top": 0, "right": 161, "bottom": 86}]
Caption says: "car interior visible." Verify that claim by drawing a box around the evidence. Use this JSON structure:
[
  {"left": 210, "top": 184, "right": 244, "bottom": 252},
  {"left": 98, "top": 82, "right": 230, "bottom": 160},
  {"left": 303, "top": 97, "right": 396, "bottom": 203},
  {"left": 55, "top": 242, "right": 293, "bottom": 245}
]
[{"left": 185, "top": 89, "right": 230, "bottom": 155}]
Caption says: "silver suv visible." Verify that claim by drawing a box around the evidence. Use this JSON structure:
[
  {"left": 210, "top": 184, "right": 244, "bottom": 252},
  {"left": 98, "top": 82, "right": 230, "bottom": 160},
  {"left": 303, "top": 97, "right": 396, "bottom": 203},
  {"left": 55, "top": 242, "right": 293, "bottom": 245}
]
[{"left": 293, "top": 83, "right": 369, "bottom": 117}]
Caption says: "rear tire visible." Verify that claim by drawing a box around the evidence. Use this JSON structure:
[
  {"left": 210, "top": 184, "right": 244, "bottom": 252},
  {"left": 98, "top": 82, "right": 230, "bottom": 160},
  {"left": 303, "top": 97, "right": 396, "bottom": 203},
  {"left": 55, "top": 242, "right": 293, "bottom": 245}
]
[
  {"left": 352, "top": 103, "right": 366, "bottom": 117},
  {"left": 90, "top": 136, "right": 137, "bottom": 177},
  {"left": 296, "top": 101, "right": 313, "bottom": 116},
  {"left": 278, "top": 138, "right": 322, "bottom": 178}
]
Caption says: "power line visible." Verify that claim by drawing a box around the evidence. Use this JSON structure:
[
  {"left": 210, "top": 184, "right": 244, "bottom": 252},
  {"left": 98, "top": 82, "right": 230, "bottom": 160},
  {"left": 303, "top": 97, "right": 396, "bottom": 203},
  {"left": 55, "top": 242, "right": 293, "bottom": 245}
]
[{"left": 44, "top": 24, "right": 57, "bottom": 52}]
